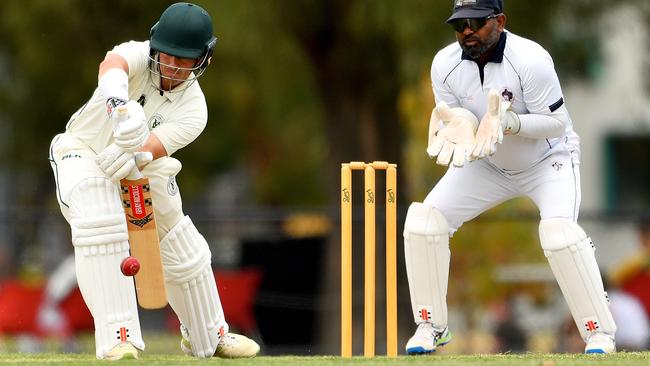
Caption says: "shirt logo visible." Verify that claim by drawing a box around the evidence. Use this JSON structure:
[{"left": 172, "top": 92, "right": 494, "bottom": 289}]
[
  {"left": 501, "top": 88, "right": 514, "bottom": 102},
  {"left": 167, "top": 176, "right": 179, "bottom": 196},
  {"left": 456, "top": 0, "right": 476, "bottom": 6},
  {"left": 61, "top": 153, "right": 81, "bottom": 161},
  {"left": 149, "top": 113, "right": 164, "bottom": 129}
]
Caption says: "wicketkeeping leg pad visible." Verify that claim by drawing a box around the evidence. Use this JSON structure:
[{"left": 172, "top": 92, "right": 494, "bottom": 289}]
[
  {"left": 69, "top": 177, "right": 143, "bottom": 359},
  {"left": 539, "top": 218, "right": 616, "bottom": 340},
  {"left": 404, "top": 202, "right": 450, "bottom": 327},
  {"left": 160, "top": 216, "right": 228, "bottom": 358}
]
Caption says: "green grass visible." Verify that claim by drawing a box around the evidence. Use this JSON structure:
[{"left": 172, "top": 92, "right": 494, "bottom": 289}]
[
  {"left": 1, "top": 334, "right": 647, "bottom": 365},
  {"left": 0, "top": 353, "right": 648, "bottom": 366}
]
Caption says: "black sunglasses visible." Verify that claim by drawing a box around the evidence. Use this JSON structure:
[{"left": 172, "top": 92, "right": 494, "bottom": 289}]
[{"left": 449, "top": 14, "right": 500, "bottom": 33}]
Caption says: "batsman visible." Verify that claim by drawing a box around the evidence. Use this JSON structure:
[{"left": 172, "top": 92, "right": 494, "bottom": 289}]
[
  {"left": 404, "top": 0, "right": 616, "bottom": 355},
  {"left": 48, "top": 2, "right": 259, "bottom": 360}
]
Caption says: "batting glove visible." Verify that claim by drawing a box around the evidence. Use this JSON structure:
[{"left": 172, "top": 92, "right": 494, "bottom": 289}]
[
  {"left": 113, "top": 101, "right": 150, "bottom": 152},
  {"left": 134, "top": 151, "right": 153, "bottom": 170},
  {"left": 96, "top": 143, "right": 136, "bottom": 182}
]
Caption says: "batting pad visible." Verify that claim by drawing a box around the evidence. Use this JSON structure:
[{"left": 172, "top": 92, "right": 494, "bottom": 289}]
[
  {"left": 160, "top": 216, "right": 227, "bottom": 358},
  {"left": 69, "top": 177, "right": 144, "bottom": 359},
  {"left": 539, "top": 218, "right": 616, "bottom": 340},
  {"left": 404, "top": 202, "right": 450, "bottom": 327}
]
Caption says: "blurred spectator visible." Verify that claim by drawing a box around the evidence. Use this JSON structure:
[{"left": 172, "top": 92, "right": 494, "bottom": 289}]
[
  {"left": 555, "top": 268, "right": 650, "bottom": 352},
  {"left": 611, "top": 216, "right": 650, "bottom": 317},
  {"left": 36, "top": 254, "right": 79, "bottom": 350},
  {"left": 0, "top": 244, "right": 11, "bottom": 281},
  {"left": 555, "top": 315, "right": 584, "bottom": 353},
  {"left": 492, "top": 298, "right": 528, "bottom": 353},
  {"left": 603, "top": 273, "right": 649, "bottom": 351},
  {"left": 0, "top": 254, "right": 91, "bottom": 353}
]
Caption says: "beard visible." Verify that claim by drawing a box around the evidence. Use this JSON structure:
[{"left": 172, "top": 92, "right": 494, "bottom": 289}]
[{"left": 460, "top": 29, "right": 500, "bottom": 61}]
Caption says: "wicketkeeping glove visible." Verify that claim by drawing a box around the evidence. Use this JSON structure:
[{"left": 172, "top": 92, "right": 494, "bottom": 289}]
[
  {"left": 113, "top": 101, "right": 150, "bottom": 152},
  {"left": 427, "top": 102, "right": 479, "bottom": 167},
  {"left": 471, "top": 90, "right": 521, "bottom": 159}
]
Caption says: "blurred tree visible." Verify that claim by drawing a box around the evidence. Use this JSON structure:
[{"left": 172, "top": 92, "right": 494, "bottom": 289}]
[
  {"left": 0, "top": 0, "right": 171, "bottom": 268},
  {"left": 1, "top": 0, "right": 638, "bottom": 208}
]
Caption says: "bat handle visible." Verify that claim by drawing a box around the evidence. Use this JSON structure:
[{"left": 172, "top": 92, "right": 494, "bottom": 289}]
[
  {"left": 116, "top": 106, "right": 147, "bottom": 181},
  {"left": 126, "top": 166, "right": 144, "bottom": 180}
]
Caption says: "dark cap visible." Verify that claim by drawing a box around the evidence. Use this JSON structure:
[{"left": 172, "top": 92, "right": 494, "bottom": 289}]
[{"left": 447, "top": 0, "right": 503, "bottom": 22}]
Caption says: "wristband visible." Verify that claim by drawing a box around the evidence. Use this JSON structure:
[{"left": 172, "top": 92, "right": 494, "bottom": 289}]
[{"left": 98, "top": 68, "right": 129, "bottom": 116}]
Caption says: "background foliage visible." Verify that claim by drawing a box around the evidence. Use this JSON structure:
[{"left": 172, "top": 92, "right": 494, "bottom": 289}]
[{"left": 0, "top": 0, "right": 640, "bottom": 206}]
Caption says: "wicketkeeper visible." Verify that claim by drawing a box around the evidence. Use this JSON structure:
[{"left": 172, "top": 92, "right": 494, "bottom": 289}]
[
  {"left": 48, "top": 2, "right": 259, "bottom": 360},
  {"left": 404, "top": 0, "right": 616, "bottom": 354}
]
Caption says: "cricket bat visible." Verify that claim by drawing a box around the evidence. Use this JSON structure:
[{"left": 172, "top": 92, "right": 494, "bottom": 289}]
[{"left": 116, "top": 107, "right": 168, "bottom": 309}]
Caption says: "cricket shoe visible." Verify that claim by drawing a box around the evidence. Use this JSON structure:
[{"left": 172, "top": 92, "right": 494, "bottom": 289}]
[
  {"left": 104, "top": 342, "right": 139, "bottom": 360},
  {"left": 405, "top": 323, "right": 452, "bottom": 355},
  {"left": 585, "top": 333, "right": 616, "bottom": 354},
  {"left": 180, "top": 325, "right": 260, "bottom": 358},
  {"left": 214, "top": 333, "right": 260, "bottom": 358}
]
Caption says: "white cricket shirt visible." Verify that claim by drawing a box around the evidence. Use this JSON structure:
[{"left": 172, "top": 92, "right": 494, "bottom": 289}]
[
  {"left": 431, "top": 31, "right": 579, "bottom": 171},
  {"left": 65, "top": 41, "right": 208, "bottom": 157}
]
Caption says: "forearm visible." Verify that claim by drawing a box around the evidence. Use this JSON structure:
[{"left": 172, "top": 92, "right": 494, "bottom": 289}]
[
  {"left": 142, "top": 133, "right": 169, "bottom": 160},
  {"left": 98, "top": 52, "right": 129, "bottom": 78},
  {"left": 516, "top": 113, "right": 566, "bottom": 139}
]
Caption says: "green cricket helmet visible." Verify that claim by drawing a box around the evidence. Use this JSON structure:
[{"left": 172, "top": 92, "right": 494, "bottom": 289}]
[{"left": 148, "top": 2, "right": 217, "bottom": 92}]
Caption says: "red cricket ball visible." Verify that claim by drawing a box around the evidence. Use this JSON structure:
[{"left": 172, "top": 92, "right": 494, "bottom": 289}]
[{"left": 120, "top": 256, "right": 141, "bottom": 276}]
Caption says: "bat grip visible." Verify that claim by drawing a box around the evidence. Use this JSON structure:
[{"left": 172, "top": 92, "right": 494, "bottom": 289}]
[
  {"left": 126, "top": 166, "right": 144, "bottom": 180},
  {"left": 115, "top": 107, "right": 146, "bottom": 181}
]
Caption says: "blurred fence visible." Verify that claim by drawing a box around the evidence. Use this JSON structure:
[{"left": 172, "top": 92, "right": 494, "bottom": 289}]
[{"left": 0, "top": 206, "right": 646, "bottom": 354}]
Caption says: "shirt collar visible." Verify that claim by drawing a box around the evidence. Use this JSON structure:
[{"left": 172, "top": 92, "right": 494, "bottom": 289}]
[
  {"left": 461, "top": 31, "right": 507, "bottom": 63},
  {"left": 163, "top": 87, "right": 183, "bottom": 101}
]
